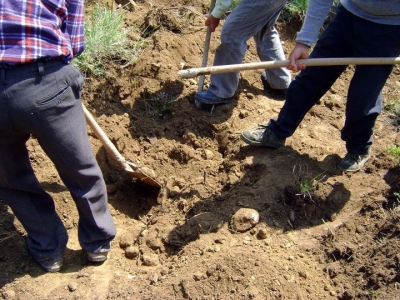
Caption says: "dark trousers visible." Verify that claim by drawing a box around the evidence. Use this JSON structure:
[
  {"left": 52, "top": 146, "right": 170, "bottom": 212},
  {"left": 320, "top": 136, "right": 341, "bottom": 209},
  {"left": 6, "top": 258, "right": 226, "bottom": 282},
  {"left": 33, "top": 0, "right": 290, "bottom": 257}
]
[
  {"left": 0, "top": 61, "right": 116, "bottom": 263},
  {"left": 269, "top": 4, "right": 400, "bottom": 155}
]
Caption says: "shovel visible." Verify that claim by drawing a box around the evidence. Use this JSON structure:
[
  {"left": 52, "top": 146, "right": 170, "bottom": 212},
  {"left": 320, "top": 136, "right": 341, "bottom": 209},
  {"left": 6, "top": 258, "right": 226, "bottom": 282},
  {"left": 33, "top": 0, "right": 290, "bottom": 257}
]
[
  {"left": 179, "top": 57, "right": 400, "bottom": 78},
  {"left": 82, "top": 104, "right": 161, "bottom": 188}
]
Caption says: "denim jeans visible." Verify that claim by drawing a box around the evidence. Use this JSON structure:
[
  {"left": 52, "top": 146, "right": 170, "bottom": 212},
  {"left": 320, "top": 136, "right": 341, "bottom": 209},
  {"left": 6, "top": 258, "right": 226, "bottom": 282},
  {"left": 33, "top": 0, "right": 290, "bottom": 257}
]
[
  {"left": 0, "top": 61, "right": 116, "bottom": 263},
  {"left": 269, "top": 4, "right": 400, "bottom": 155},
  {"left": 208, "top": 0, "right": 291, "bottom": 98}
]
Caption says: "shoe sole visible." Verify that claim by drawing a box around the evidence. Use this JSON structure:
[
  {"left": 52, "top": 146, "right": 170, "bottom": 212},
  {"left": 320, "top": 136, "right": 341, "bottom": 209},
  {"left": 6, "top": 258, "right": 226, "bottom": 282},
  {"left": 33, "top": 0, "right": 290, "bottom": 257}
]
[
  {"left": 28, "top": 249, "right": 63, "bottom": 272},
  {"left": 88, "top": 258, "right": 107, "bottom": 262},
  {"left": 194, "top": 95, "right": 233, "bottom": 105},
  {"left": 87, "top": 254, "right": 108, "bottom": 262},
  {"left": 240, "top": 133, "right": 282, "bottom": 148},
  {"left": 45, "top": 265, "right": 62, "bottom": 272}
]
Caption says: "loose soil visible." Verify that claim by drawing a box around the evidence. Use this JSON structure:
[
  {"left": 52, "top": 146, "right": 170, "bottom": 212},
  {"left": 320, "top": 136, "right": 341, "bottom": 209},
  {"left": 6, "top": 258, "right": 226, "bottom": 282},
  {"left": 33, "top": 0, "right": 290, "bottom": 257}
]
[{"left": 1, "top": 1, "right": 400, "bottom": 299}]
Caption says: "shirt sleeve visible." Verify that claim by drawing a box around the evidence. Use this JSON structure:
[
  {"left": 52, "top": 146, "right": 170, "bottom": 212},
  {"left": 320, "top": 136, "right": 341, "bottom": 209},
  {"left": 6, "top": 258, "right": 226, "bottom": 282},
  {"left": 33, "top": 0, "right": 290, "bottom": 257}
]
[
  {"left": 211, "top": 0, "right": 232, "bottom": 19},
  {"left": 295, "top": 0, "right": 334, "bottom": 47},
  {"left": 65, "top": 0, "right": 85, "bottom": 58}
]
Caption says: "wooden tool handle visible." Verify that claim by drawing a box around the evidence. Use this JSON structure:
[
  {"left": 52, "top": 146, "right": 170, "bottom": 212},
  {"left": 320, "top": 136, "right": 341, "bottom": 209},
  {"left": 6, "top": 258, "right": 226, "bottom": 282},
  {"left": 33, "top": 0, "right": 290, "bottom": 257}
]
[
  {"left": 179, "top": 57, "right": 400, "bottom": 78},
  {"left": 82, "top": 104, "right": 136, "bottom": 172},
  {"left": 197, "top": 0, "right": 216, "bottom": 92}
]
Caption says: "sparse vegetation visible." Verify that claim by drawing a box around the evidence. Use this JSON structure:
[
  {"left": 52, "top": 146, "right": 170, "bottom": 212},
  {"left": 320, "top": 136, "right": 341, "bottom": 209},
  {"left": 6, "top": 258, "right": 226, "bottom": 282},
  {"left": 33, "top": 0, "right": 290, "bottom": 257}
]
[
  {"left": 140, "top": 87, "right": 179, "bottom": 123},
  {"left": 385, "top": 99, "right": 400, "bottom": 114},
  {"left": 284, "top": 0, "right": 309, "bottom": 20},
  {"left": 387, "top": 144, "right": 400, "bottom": 165},
  {"left": 384, "top": 98, "right": 400, "bottom": 127},
  {"left": 280, "top": 0, "right": 339, "bottom": 24},
  {"left": 73, "top": 4, "right": 144, "bottom": 75},
  {"left": 394, "top": 192, "right": 400, "bottom": 208},
  {"left": 292, "top": 164, "right": 326, "bottom": 199}
]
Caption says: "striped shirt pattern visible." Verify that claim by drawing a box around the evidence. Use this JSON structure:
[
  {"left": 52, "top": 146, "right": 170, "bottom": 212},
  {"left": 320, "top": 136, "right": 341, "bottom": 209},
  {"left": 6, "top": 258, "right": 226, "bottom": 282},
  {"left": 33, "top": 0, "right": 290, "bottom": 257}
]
[{"left": 0, "top": 0, "right": 85, "bottom": 68}]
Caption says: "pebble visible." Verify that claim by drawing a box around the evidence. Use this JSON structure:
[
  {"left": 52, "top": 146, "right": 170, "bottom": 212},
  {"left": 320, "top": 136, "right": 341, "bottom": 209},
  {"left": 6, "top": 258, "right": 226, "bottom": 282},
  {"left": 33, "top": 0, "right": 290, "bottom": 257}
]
[
  {"left": 193, "top": 271, "right": 207, "bottom": 281},
  {"left": 245, "top": 93, "right": 254, "bottom": 100},
  {"left": 230, "top": 208, "right": 260, "bottom": 232},
  {"left": 169, "top": 186, "right": 181, "bottom": 198},
  {"left": 142, "top": 253, "right": 160, "bottom": 266},
  {"left": 299, "top": 271, "right": 308, "bottom": 279},
  {"left": 239, "top": 110, "right": 249, "bottom": 118},
  {"left": 206, "top": 267, "right": 215, "bottom": 277},
  {"left": 68, "top": 282, "right": 77, "bottom": 292},
  {"left": 119, "top": 234, "right": 135, "bottom": 249},
  {"left": 125, "top": 246, "right": 139, "bottom": 259},
  {"left": 356, "top": 225, "right": 365, "bottom": 233},
  {"left": 214, "top": 238, "right": 225, "bottom": 244},
  {"left": 203, "top": 149, "right": 214, "bottom": 159},
  {"left": 148, "top": 273, "right": 159, "bottom": 284},
  {"left": 2, "top": 290, "right": 16, "bottom": 300},
  {"left": 205, "top": 245, "right": 221, "bottom": 252},
  {"left": 146, "top": 236, "right": 163, "bottom": 251},
  {"left": 257, "top": 228, "right": 268, "bottom": 239}
]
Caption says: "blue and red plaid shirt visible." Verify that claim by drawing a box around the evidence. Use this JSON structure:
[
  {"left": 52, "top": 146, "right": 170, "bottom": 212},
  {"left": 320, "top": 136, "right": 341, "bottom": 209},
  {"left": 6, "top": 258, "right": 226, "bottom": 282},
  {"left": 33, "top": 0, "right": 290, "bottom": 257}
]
[{"left": 0, "top": 0, "right": 85, "bottom": 68}]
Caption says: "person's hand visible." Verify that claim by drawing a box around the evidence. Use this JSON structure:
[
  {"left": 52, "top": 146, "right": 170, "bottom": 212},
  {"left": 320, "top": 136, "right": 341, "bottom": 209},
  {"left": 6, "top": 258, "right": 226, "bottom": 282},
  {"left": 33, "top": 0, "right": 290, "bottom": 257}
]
[
  {"left": 288, "top": 42, "right": 311, "bottom": 71},
  {"left": 205, "top": 14, "right": 220, "bottom": 32}
]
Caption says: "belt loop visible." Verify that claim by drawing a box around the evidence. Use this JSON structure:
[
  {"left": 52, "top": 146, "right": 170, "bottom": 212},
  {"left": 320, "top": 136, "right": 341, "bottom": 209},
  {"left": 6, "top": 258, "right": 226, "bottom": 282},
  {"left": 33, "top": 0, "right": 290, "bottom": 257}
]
[
  {"left": 37, "top": 61, "right": 44, "bottom": 76},
  {"left": 0, "top": 69, "right": 6, "bottom": 85}
]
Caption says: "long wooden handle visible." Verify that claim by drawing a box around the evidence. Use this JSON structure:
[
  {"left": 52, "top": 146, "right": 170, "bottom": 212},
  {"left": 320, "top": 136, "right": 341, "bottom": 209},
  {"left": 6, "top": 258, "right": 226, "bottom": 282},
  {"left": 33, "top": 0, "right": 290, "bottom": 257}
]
[
  {"left": 179, "top": 57, "right": 400, "bottom": 78},
  {"left": 197, "top": 0, "right": 216, "bottom": 92},
  {"left": 82, "top": 104, "right": 136, "bottom": 172}
]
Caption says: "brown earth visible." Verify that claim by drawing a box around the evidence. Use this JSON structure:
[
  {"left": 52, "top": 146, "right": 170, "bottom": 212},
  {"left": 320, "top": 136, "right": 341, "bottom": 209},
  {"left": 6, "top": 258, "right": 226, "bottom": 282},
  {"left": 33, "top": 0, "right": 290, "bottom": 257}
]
[{"left": 1, "top": 1, "right": 400, "bottom": 299}]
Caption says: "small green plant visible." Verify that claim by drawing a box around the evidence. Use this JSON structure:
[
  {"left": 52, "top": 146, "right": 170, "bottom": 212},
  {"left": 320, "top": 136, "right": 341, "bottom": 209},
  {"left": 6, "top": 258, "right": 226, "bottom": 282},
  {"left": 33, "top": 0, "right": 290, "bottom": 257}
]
[
  {"left": 73, "top": 5, "right": 144, "bottom": 75},
  {"left": 387, "top": 145, "right": 400, "bottom": 165},
  {"left": 293, "top": 165, "right": 326, "bottom": 199},
  {"left": 384, "top": 99, "right": 400, "bottom": 114},
  {"left": 140, "top": 87, "right": 178, "bottom": 123},
  {"left": 284, "top": 0, "right": 309, "bottom": 20},
  {"left": 384, "top": 98, "right": 400, "bottom": 126},
  {"left": 280, "top": 0, "right": 338, "bottom": 24}
]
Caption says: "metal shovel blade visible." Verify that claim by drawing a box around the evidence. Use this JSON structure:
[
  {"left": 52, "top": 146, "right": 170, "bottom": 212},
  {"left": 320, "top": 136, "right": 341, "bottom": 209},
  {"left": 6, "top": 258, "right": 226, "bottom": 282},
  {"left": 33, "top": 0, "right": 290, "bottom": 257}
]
[
  {"left": 125, "top": 162, "right": 161, "bottom": 188},
  {"left": 82, "top": 104, "right": 161, "bottom": 188}
]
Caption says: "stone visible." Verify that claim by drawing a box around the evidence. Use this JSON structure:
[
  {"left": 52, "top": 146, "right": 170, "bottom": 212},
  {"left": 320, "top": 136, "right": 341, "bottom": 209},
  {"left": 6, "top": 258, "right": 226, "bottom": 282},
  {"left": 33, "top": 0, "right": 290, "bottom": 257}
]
[{"left": 230, "top": 208, "right": 260, "bottom": 232}]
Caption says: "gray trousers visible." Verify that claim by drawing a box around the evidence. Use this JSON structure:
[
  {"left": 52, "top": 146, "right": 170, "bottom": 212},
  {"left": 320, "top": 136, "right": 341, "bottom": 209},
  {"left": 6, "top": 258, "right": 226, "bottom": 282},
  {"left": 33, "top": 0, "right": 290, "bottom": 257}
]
[
  {"left": 0, "top": 61, "right": 116, "bottom": 263},
  {"left": 208, "top": 0, "right": 291, "bottom": 98}
]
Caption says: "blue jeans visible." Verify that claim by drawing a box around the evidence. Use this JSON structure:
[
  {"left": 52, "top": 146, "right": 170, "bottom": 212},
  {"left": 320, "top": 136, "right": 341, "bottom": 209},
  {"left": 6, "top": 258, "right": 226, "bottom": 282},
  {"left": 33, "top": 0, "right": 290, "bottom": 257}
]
[
  {"left": 269, "top": 5, "right": 400, "bottom": 155},
  {"left": 0, "top": 61, "right": 116, "bottom": 263},
  {"left": 208, "top": 0, "right": 291, "bottom": 98}
]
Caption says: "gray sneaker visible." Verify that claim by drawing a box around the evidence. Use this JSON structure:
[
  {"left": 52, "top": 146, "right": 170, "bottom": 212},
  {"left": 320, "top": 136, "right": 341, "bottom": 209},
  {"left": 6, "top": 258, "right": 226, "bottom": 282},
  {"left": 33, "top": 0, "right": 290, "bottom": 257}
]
[
  {"left": 240, "top": 125, "right": 285, "bottom": 148},
  {"left": 87, "top": 251, "right": 108, "bottom": 262},
  {"left": 35, "top": 257, "right": 63, "bottom": 272},
  {"left": 339, "top": 152, "right": 371, "bottom": 172},
  {"left": 195, "top": 90, "right": 233, "bottom": 105}
]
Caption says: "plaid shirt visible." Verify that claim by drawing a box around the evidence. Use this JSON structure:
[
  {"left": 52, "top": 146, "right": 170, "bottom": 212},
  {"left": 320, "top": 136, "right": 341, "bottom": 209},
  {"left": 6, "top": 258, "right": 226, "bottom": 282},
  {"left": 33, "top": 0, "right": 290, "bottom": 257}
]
[{"left": 0, "top": 0, "right": 85, "bottom": 67}]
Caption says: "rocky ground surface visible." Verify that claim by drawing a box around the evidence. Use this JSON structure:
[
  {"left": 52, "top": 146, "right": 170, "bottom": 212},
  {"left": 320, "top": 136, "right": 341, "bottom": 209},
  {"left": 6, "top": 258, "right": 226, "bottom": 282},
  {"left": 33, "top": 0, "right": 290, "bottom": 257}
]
[{"left": 1, "top": 0, "right": 400, "bottom": 299}]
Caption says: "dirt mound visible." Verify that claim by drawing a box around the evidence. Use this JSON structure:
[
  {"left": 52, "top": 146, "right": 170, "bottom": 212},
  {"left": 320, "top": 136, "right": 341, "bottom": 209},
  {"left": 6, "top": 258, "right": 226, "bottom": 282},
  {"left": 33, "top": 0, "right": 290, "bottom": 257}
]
[{"left": 1, "top": 1, "right": 400, "bottom": 299}]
